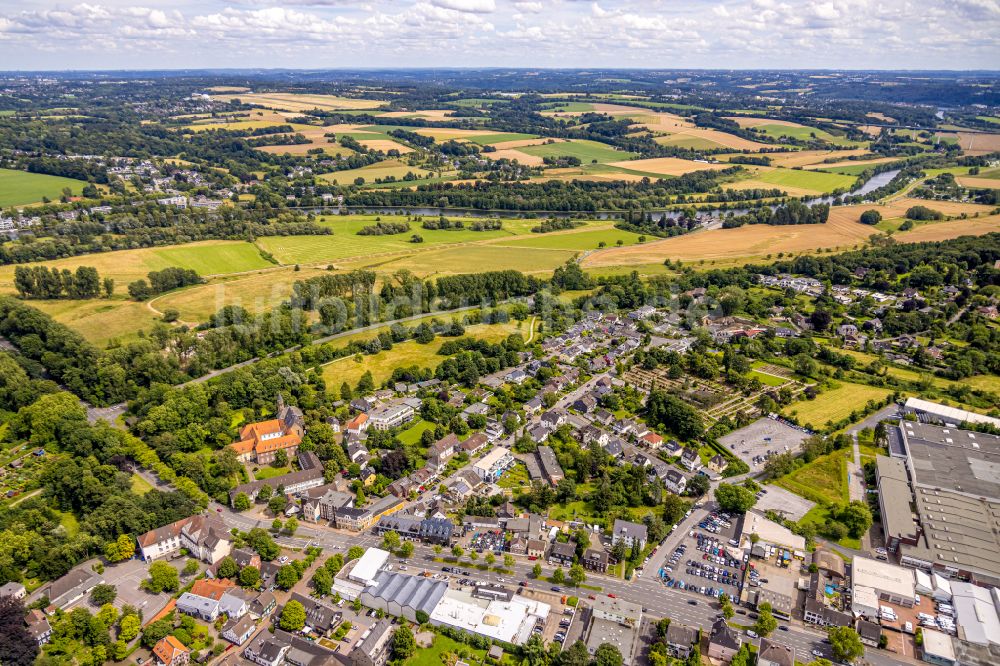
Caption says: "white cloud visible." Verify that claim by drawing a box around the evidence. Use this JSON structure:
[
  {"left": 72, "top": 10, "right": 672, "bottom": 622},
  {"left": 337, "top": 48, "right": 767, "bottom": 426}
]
[
  {"left": 0, "top": 0, "right": 996, "bottom": 68},
  {"left": 430, "top": 0, "right": 496, "bottom": 12}
]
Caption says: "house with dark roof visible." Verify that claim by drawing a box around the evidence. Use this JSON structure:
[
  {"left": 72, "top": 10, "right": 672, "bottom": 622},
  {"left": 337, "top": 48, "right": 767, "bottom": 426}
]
[
  {"left": 221, "top": 614, "right": 257, "bottom": 645},
  {"left": 582, "top": 548, "right": 609, "bottom": 573},
  {"left": 548, "top": 541, "right": 577, "bottom": 566},
  {"left": 25, "top": 609, "right": 52, "bottom": 645},
  {"left": 707, "top": 618, "right": 742, "bottom": 662},
  {"left": 611, "top": 519, "right": 648, "bottom": 550},
  {"left": 349, "top": 618, "right": 394, "bottom": 666},
  {"left": 289, "top": 592, "right": 339, "bottom": 633},
  {"left": 38, "top": 567, "right": 103, "bottom": 611},
  {"left": 665, "top": 623, "right": 699, "bottom": 658},
  {"left": 680, "top": 447, "right": 702, "bottom": 472},
  {"left": 757, "top": 639, "right": 795, "bottom": 666}
]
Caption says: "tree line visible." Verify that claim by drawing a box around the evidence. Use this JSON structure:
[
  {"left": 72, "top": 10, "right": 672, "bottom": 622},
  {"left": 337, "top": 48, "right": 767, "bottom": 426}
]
[{"left": 14, "top": 265, "right": 113, "bottom": 300}]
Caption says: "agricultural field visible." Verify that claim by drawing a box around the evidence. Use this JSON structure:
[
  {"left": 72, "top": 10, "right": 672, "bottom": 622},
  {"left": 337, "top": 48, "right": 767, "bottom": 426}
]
[
  {"left": 518, "top": 139, "right": 637, "bottom": 164},
  {"left": 210, "top": 92, "right": 387, "bottom": 111},
  {"left": 320, "top": 319, "right": 524, "bottom": 389},
  {"left": 342, "top": 242, "right": 579, "bottom": 278},
  {"left": 808, "top": 157, "right": 900, "bottom": 175},
  {"left": 728, "top": 117, "right": 857, "bottom": 145},
  {"left": 256, "top": 215, "right": 517, "bottom": 264},
  {"left": 606, "top": 157, "right": 731, "bottom": 176},
  {"left": 0, "top": 240, "right": 272, "bottom": 293},
  {"left": 495, "top": 225, "right": 644, "bottom": 250},
  {"left": 782, "top": 381, "right": 893, "bottom": 429},
  {"left": 320, "top": 160, "right": 433, "bottom": 185},
  {"left": 0, "top": 168, "right": 87, "bottom": 206},
  {"left": 748, "top": 167, "right": 857, "bottom": 194}
]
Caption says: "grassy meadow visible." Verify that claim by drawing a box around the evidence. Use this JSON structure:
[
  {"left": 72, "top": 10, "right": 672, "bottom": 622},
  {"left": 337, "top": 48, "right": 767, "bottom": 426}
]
[
  {"left": 0, "top": 168, "right": 87, "bottom": 207},
  {"left": 782, "top": 381, "right": 893, "bottom": 429}
]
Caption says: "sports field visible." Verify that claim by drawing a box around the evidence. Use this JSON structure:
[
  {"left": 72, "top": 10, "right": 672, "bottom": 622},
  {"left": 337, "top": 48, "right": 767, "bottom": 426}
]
[
  {"left": 518, "top": 139, "right": 636, "bottom": 163},
  {"left": 0, "top": 168, "right": 87, "bottom": 207},
  {"left": 782, "top": 381, "right": 893, "bottom": 429},
  {"left": 0, "top": 240, "right": 271, "bottom": 292}
]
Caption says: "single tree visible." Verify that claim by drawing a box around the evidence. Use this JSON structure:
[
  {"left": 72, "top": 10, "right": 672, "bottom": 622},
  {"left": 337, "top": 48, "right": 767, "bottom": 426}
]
[{"left": 280, "top": 600, "right": 306, "bottom": 631}]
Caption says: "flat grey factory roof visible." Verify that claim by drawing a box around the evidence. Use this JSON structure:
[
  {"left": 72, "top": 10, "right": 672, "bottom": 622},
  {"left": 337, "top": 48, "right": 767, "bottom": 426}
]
[{"left": 901, "top": 422, "right": 1000, "bottom": 500}]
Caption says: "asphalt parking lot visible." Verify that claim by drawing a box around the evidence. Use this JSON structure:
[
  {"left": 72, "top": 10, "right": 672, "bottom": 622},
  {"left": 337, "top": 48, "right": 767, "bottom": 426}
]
[
  {"left": 658, "top": 510, "right": 746, "bottom": 602},
  {"left": 752, "top": 484, "right": 815, "bottom": 521},
  {"left": 104, "top": 557, "right": 188, "bottom": 618},
  {"left": 719, "top": 417, "right": 811, "bottom": 468}
]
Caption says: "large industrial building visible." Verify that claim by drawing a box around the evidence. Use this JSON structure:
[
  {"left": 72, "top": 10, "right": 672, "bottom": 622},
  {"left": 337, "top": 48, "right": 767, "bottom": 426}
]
[{"left": 874, "top": 421, "right": 1000, "bottom": 586}]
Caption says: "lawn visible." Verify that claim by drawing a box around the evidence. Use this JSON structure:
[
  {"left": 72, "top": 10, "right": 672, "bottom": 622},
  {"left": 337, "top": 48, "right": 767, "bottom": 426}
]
[
  {"left": 497, "top": 226, "right": 645, "bottom": 251},
  {"left": 782, "top": 381, "right": 892, "bottom": 429},
  {"left": 746, "top": 123, "right": 849, "bottom": 144},
  {"left": 497, "top": 462, "right": 531, "bottom": 490},
  {"left": 254, "top": 466, "right": 291, "bottom": 480},
  {"left": 751, "top": 167, "right": 857, "bottom": 194},
  {"left": 774, "top": 450, "right": 849, "bottom": 506},
  {"left": 748, "top": 370, "right": 787, "bottom": 387},
  {"left": 130, "top": 474, "right": 155, "bottom": 495},
  {"left": 256, "top": 215, "right": 517, "bottom": 265},
  {"left": 22, "top": 298, "right": 163, "bottom": 347},
  {"left": 0, "top": 168, "right": 87, "bottom": 207},
  {"left": 797, "top": 504, "right": 861, "bottom": 550},
  {"left": 321, "top": 320, "right": 522, "bottom": 390},
  {"left": 519, "top": 139, "right": 636, "bottom": 164},
  {"left": 405, "top": 633, "right": 485, "bottom": 666},
  {"left": 397, "top": 420, "right": 436, "bottom": 446}
]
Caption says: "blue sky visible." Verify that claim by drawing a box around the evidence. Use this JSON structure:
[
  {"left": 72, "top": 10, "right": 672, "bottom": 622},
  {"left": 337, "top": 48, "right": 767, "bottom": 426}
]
[{"left": 0, "top": 0, "right": 998, "bottom": 70}]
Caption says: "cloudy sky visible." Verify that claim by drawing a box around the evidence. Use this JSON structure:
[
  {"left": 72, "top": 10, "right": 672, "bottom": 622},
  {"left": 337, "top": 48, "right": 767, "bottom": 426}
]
[{"left": 0, "top": 0, "right": 998, "bottom": 71}]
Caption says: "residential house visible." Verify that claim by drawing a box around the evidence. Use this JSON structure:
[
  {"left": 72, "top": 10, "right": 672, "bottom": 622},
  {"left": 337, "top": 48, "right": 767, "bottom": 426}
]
[
  {"left": 427, "top": 434, "right": 459, "bottom": 470},
  {"left": 611, "top": 519, "right": 648, "bottom": 551},
  {"left": 707, "top": 618, "right": 742, "bottom": 662},
  {"left": 664, "top": 469, "right": 687, "bottom": 496},
  {"left": 757, "top": 640, "right": 795, "bottom": 666},
  {"left": 640, "top": 432, "right": 663, "bottom": 449},
  {"left": 536, "top": 446, "right": 565, "bottom": 485},
  {"left": 572, "top": 395, "right": 598, "bottom": 414},
  {"left": 249, "top": 591, "right": 277, "bottom": 619},
  {"left": 346, "top": 413, "right": 369, "bottom": 436},
  {"left": 176, "top": 592, "right": 221, "bottom": 621},
  {"left": 527, "top": 424, "right": 550, "bottom": 444},
  {"left": 665, "top": 623, "right": 699, "bottom": 659},
  {"left": 25, "top": 609, "right": 52, "bottom": 645},
  {"left": 243, "top": 634, "right": 290, "bottom": 666},
  {"left": 472, "top": 447, "right": 514, "bottom": 482},
  {"left": 857, "top": 620, "right": 881, "bottom": 648},
  {"left": 461, "top": 433, "right": 488, "bottom": 455},
  {"left": 0, "top": 582, "right": 26, "bottom": 599},
  {"left": 707, "top": 454, "right": 728, "bottom": 475},
  {"left": 549, "top": 541, "right": 577, "bottom": 566},
  {"left": 153, "top": 636, "right": 191, "bottom": 666},
  {"left": 350, "top": 619, "right": 394, "bottom": 666},
  {"left": 289, "top": 592, "right": 339, "bottom": 633},
  {"left": 680, "top": 447, "right": 702, "bottom": 472},
  {"left": 527, "top": 539, "right": 546, "bottom": 559},
  {"left": 347, "top": 441, "right": 371, "bottom": 465},
  {"left": 583, "top": 549, "right": 609, "bottom": 573},
  {"left": 221, "top": 615, "right": 256, "bottom": 646},
  {"left": 230, "top": 548, "right": 261, "bottom": 571}
]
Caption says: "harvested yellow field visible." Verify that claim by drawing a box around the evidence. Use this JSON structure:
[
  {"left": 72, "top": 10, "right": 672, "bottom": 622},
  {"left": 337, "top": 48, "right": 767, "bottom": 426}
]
[
  {"left": 766, "top": 149, "right": 872, "bottom": 168},
  {"left": 946, "top": 132, "right": 1000, "bottom": 155},
  {"left": 488, "top": 149, "right": 545, "bottom": 166},
  {"left": 355, "top": 138, "right": 413, "bottom": 153},
  {"left": 207, "top": 86, "right": 250, "bottom": 93},
  {"left": 867, "top": 112, "right": 895, "bottom": 122},
  {"left": 725, "top": 117, "right": 802, "bottom": 128},
  {"left": 856, "top": 125, "right": 884, "bottom": 137},
  {"left": 805, "top": 157, "right": 898, "bottom": 171},
  {"left": 894, "top": 213, "right": 1000, "bottom": 242},
  {"left": 657, "top": 127, "right": 771, "bottom": 151},
  {"left": 827, "top": 198, "right": 992, "bottom": 225},
  {"left": 608, "top": 157, "right": 730, "bottom": 176},
  {"left": 413, "top": 127, "right": 494, "bottom": 140},
  {"left": 211, "top": 92, "right": 386, "bottom": 111},
  {"left": 582, "top": 215, "right": 879, "bottom": 268},
  {"left": 957, "top": 176, "right": 1000, "bottom": 189}
]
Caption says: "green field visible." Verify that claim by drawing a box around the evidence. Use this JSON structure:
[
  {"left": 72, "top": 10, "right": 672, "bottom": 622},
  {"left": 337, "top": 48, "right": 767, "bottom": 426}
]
[
  {"left": 464, "top": 132, "right": 539, "bottom": 145},
  {"left": 253, "top": 466, "right": 291, "bottom": 480},
  {"left": 27, "top": 298, "right": 164, "bottom": 347},
  {"left": 774, "top": 450, "right": 849, "bottom": 506},
  {"left": 654, "top": 134, "right": 728, "bottom": 150},
  {"left": 817, "top": 162, "right": 896, "bottom": 176},
  {"left": 519, "top": 139, "right": 636, "bottom": 164},
  {"left": 977, "top": 116, "right": 1000, "bottom": 125},
  {"left": 783, "top": 381, "right": 892, "bottom": 429},
  {"left": 753, "top": 167, "right": 857, "bottom": 193},
  {"left": 130, "top": 474, "right": 154, "bottom": 495},
  {"left": 349, "top": 242, "right": 579, "bottom": 277},
  {"left": 748, "top": 123, "right": 850, "bottom": 144},
  {"left": 397, "top": 420, "right": 436, "bottom": 446},
  {"left": 256, "top": 215, "right": 520, "bottom": 264},
  {"left": 321, "top": 320, "right": 523, "bottom": 390},
  {"left": 320, "top": 160, "right": 433, "bottom": 185},
  {"left": 405, "top": 633, "right": 485, "bottom": 666},
  {"left": 497, "top": 226, "right": 644, "bottom": 250},
  {"left": 749, "top": 370, "right": 787, "bottom": 387},
  {"left": 542, "top": 101, "right": 597, "bottom": 113},
  {"left": 0, "top": 168, "right": 87, "bottom": 207}
]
